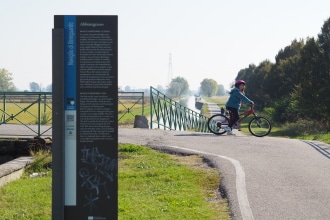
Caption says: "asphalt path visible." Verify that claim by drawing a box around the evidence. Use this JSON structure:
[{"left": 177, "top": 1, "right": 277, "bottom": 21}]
[{"left": 119, "top": 128, "right": 330, "bottom": 220}]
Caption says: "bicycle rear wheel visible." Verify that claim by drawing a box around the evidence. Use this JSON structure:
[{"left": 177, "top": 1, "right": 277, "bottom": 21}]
[
  {"left": 207, "top": 114, "right": 229, "bottom": 135},
  {"left": 248, "top": 116, "right": 271, "bottom": 137}
]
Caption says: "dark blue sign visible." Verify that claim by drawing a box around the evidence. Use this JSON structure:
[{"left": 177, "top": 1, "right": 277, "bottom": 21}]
[{"left": 53, "top": 15, "right": 118, "bottom": 220}]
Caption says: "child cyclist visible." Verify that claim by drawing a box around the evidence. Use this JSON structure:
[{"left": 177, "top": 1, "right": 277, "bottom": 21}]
[{"left": 224, "top": 80, "right": 254, "bottom": 135}]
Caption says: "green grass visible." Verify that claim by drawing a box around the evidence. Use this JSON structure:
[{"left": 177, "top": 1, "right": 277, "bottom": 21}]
[
  {"left": 118, "top": 144, "right": 229, "bottom": 220},
  {"left": 1, "top": 98, "right": 144, "bottom": 126},
  {"left": 0, "top": 150, "right": 52, "bottom": 219},
  {"left": 118, "top": 98, "right": 150, "bottom": 126},
  {"left": 202, "top": 96, "right": 228, "bottom": 106},
  {"left": 0, "top": 100, "right": 144, "bottom": 126},
  {"left": 0, "top": 102, "right": 52, "bottom": 125},
  {"left": 0, "top": 144, "right": 230, "bottom": 220},
  {"left": 268, "top": 121, "right": 330, "bottom": 144},
  {"left": 118, "top": 106, "right": 151, "bottom": 125},
  {"left": 0, "top": 174, "right": 52, "bottom": 219}
]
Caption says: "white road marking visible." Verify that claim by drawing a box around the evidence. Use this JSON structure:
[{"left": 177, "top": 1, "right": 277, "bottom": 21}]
[
  {"left": 302, "top": 140, "right": 330, "bottom": 159},
  {"left": 168, "top": 145, "right": 254, "bottom": 220}
]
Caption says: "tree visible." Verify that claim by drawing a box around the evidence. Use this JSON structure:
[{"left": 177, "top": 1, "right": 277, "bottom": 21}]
[
  {"left": 290, "top": 18, "right": 330, "bottom": 124},
  {"left": 29, "top": 82, "right": 41, "bottom": 92},
  {"left": 45, "top": 84, "right": 52, "bottom": 92},
  {"left": 156, "top": 85, "right": 166, "bottom": 93},
  {"left": 236, "top": 64, "right": 256, "bottom": 82},
  {"left": 275, "top": 39, "right": 304, "bottom": 63},
  {"left": 294, "top": 37, "right": 330, "bottom": 121},
  {"left": 317, "top": 17, "right": 330, "bottom": 120},
  {"left": 317, "top": 16, "right": 330, "bottom": 75},
  {"left": 124, "top": 85, "right": 131, "bottom": 92},
  {"left": 200, "top": 78, "right": 218, "bottom": 97},
  {"left": 0, "top": 68, "right": 16, "bottom": 91},
  {"left": 167, "top": 76, "right": 189, "bottom": 97},
  {"left": 241, "top": 61, "right": 273, "bottom": 108},
  {"left": 216, "top": 84, "right": 226, "bottom": 96},
  {"left": 268, "top": 39, "right": 304, "bottom": 100}
]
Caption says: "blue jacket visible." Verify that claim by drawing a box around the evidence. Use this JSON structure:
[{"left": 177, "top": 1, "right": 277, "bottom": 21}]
[{"left": 226, "top": 87, "right": 253, "bottom": 109}]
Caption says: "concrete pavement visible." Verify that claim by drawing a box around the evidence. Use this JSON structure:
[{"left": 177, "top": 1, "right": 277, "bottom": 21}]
[
  {"left": 206, "top": 103, "right": 223, "bottom": 115},
  {"left": 0, "top": 156, "right": 33, "bottom": 187}
]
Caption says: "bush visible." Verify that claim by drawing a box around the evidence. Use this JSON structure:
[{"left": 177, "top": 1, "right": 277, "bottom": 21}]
[
  {"left": 24, "top": 150, "right": 52, "bottom": 175},
  {"left": 282, "top": 119, "right": 327, "bottom": 136}
]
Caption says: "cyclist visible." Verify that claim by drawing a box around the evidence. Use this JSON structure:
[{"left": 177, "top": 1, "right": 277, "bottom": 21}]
[{"left": 224, "top": 80, "right": 254, "bottom": 135}]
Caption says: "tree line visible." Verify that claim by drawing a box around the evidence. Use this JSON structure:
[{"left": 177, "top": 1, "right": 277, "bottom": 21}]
[
  {"left": 166, "top": 17, "right": 330, "bottom": 129},
  {"left": 166, "top": 77, "right": 226, "bottom": 97},
  {"left": 237, "top": 17, "right": 330, "bottom": 128},
  {"left": 0, "top": 68, "right": 52, "bottom": 92}
]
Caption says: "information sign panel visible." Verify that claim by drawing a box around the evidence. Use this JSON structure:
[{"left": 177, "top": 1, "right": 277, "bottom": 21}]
[{"left": 53, "top": 15, "right": 118, "bottom": 220}]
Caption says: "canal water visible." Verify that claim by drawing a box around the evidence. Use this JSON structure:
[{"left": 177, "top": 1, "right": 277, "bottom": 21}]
[{"left": 179, "top": 96, "right": 201, "bottom": 113}]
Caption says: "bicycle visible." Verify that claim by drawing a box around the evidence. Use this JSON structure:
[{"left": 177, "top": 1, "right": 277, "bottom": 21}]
[{"left": 207, "top": 105, "right": 272, "bottom": 137}]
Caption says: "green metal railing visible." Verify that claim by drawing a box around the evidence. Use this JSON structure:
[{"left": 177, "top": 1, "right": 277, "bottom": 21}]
[
  {"left": 150, "top": 86, "right": 209, "bottom": 132},
  {"left": 118, "top": 92, "right": 144, "bottom": 121},
  {"left": 0, "top": 92, "right": 52, "bottom": 136},
  {"left": 0, "top": 92, "right": 145, "bottom": 137},
  {"left": 0, "top": 89, "right": 209, "bottom": 136}
]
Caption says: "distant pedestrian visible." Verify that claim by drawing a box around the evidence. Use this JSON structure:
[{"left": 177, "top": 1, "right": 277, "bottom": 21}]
[{"left": 220, "top": 107, "right": 225, "bottom": 115}]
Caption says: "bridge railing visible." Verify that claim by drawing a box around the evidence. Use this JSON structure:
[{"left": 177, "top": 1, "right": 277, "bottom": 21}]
[
  {"left": 0, "top": 92, "right": 146, "bottom": 137},
  {"left": 150, "top": 86, "right": 209, "bottom": 132},
  {"left": 0, "top": 92, "right": 52, "bottom": 137},
  {"left": 0, "top": 89, "right": 209, "bottom": 137},
  {"left": 118, "top": 92, "right": 144, "bottom": 121}
]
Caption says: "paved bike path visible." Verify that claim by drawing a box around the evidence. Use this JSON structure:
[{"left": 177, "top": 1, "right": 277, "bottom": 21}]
[
  {"left": 119, "top": 128, "right": 330, "bottom": 220},
  {"left": 207, "top": 103, "right": 223, "bottom": 115}
]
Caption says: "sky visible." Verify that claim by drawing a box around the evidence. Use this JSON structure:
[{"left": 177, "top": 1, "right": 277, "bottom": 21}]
[{"left": 0, "top": 0, "right": 329, "bottom": 91}]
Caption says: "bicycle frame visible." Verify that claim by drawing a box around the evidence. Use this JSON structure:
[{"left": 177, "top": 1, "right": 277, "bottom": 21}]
[
  {"left": 229, "top": 106, "right": 256, "bottom": 124},
  {"left": 238, "top": 108, "right": 255, "bottom": 123}
]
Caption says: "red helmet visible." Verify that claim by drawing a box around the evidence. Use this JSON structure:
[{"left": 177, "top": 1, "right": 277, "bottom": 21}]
[{"left": 235, "top": 80, "right": 246, "bottom": 88}]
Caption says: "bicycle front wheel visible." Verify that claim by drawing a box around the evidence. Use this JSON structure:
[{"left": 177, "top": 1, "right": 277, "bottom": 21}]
[
  {"left": 207, "top": 114, "right": 229, "bottom": 135},
  {"left": 248, "top": 116, "right": 271, "bottom": 137}
]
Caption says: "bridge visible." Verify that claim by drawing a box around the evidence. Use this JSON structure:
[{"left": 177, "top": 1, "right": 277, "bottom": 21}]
[{"left": 0, "top": 88, "right": 222, "bottom": 137}]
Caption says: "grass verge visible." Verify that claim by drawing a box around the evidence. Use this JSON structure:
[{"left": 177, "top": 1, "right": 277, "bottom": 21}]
[
  {"left": 0, "top": 150, "right": 52, "bottom": 219},
  {"left": 0, "top": 144, "right": 230, "bottom": 220},
  {"left": 119, "top": 144, "right": 229, "bottom": 220}
]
